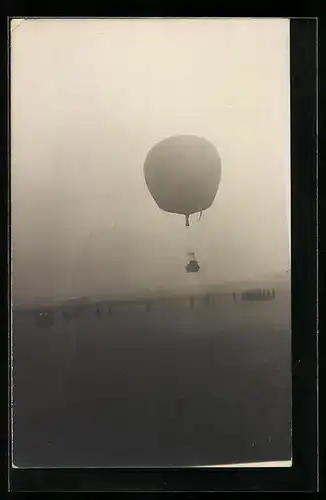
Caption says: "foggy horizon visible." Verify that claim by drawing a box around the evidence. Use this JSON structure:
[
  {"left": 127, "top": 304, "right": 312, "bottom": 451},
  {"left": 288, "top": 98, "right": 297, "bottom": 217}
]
[{"left": 11, "top": 19, "right": 291, "bottom": 306}]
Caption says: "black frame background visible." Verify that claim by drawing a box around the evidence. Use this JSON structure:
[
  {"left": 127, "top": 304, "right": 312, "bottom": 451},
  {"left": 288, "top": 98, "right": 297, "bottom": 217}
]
[{"left": 3, "top": 14, "right": 318, "bottom": 492}]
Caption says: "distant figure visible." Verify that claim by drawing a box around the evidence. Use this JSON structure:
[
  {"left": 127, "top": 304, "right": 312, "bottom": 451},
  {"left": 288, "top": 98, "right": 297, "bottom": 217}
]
[
  {"left": 232, "top": 292, "right": 236, "bottom": 302},
  {"left": 108, "top": 305, "right": 112, "bottom": 315},
  {"left": 36, "top": 311, "right": 54, "bottom": 328},
  {"left": 96, "top": 308, "right": 101, "bottom": 320},
  {"left": 272, "top": 288, "right": 276, "bottom": 299}
]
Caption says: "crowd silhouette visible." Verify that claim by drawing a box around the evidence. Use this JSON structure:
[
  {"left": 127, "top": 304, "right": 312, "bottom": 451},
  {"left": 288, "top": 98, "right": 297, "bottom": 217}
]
[{"left": 34, "top": 287, "right": 277, "bottom": 328}]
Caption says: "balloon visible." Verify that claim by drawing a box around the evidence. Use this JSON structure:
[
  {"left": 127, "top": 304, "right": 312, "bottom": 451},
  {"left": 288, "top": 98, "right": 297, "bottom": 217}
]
[{"left": 144, "top": 135, "right": 221, "bottom": 226}]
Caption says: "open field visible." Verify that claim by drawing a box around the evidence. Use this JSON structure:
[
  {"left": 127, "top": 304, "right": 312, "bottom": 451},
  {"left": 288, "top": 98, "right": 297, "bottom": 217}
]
[{"left": 12, "top": 292, "right": 291, "bottom": 467}]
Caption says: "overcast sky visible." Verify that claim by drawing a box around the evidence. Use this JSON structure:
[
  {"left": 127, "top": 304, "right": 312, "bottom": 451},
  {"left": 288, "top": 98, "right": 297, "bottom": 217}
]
[{"left": 11, "top": 18, "right": 291, "bottom": 305}]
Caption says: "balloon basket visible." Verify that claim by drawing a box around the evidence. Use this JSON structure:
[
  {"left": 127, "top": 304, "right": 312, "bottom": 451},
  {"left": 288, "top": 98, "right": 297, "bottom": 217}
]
[{"left": 186, "top": 259, "right": 200, "bottom": 273}]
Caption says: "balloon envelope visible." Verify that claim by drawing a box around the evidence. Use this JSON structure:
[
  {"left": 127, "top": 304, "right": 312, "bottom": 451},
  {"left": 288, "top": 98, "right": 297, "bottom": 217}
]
[{"left": 144, "top": 135, "right": 221, "bottom": 217}]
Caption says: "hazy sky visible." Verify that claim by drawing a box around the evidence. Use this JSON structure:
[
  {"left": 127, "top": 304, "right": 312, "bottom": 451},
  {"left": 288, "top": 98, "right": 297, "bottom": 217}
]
[{"left": 11, "top": 18, "right": 291, "bottom": 305}]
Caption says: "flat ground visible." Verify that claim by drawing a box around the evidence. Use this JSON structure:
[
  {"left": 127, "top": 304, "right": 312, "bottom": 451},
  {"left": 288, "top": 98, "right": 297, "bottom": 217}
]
[{"left": 12, "top": 294, "right": 291, "bottom": 467}]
